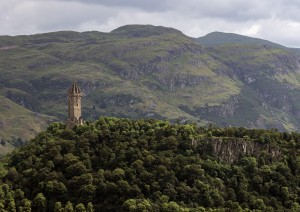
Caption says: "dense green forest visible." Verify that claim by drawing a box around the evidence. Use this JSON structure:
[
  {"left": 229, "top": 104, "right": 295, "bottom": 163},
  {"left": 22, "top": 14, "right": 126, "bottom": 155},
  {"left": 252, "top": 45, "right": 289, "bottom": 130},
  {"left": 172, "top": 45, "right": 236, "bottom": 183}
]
[{"left": 0, "top": 117, "right": 299, "bottom": 211}]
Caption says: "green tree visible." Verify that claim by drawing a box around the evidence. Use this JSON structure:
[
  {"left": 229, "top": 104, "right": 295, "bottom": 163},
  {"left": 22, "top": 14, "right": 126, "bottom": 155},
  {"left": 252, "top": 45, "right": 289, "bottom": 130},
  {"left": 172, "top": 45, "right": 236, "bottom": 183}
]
[
  {"left": 64, "top": 201, "right": 74, "bottom": 212},
  {"left": 75, "top": 203, "right": 86, "bottom": 212},
  {"left": 0, "top": 202, "right": 4, "bottom": 211},
  {"left": 162, "top": 201, "right": 181, "bottom": 212},
  {"left": 21, "top": 198, "right": 32, "bottom": 212},
  {"left": 7, "top": 199, "right": 16, "bottom": 212},
  {"left": 33, "top": 193, "right": 46, "bottom": 212},
  {"left": 86, "top": 202, "right": 94, "bottom": 212},
  {"left": 122, "top": 199, "right": 153, "bottom": 211},
  {"left": 54, "top": 202, "right": 63, "bottom": 212}
]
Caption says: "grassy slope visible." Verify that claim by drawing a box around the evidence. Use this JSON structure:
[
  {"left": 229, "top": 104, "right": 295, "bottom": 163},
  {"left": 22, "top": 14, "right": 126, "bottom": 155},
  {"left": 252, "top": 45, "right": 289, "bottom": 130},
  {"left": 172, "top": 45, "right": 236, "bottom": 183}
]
[
  {"left": 1, "top": 25, "right": 300, "bottom": 144},
  {"left": 0, "top": 27, "right": 240, "bottom": 125},
  {"left": 197, "top": 31, "right": 286, "bottom": 48},
  {"left": 0, "top": 142, "right": 14, "bottom": 157},
  {"left": 0, "top": 95, "right": 55, "bottom": 140},
  {"left": 205, "top": 43, "right": 300, "bottom": 130}
]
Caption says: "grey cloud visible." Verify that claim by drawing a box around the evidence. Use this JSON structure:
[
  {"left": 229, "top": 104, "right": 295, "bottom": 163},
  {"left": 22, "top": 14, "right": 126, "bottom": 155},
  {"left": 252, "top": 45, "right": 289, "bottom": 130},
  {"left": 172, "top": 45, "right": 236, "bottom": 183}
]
[
  {"left": 50, "top": 0, "right": 174, "bottom": 11},
  {"left": 40, "top": 0, "right": 300, "bottom": 22},
  {"left": 2, "top": 0, "right": 300, "bottom": 47},
  {"left": 53, "top": 0, "right": 277, "bottom": 21}
]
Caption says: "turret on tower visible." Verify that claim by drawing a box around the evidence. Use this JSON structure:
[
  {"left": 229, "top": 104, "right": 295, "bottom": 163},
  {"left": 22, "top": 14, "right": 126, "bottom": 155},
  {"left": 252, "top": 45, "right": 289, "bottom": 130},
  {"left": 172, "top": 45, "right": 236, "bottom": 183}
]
[{"left": 66, "top": 81, "right": 83, "bottom": 129}]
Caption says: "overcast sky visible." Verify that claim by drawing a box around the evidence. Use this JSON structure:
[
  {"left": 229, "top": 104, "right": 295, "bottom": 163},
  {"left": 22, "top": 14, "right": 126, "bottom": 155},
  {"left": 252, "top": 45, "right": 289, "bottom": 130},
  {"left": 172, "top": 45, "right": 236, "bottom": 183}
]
[{"left": 1, "top": 0, "right": 300, "bottom": 47}]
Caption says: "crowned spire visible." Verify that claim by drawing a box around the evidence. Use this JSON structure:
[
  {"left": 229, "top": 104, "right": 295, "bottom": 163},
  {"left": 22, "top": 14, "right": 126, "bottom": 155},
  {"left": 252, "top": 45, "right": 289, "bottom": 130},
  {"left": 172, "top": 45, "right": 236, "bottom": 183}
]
[
  {"left": 66, "top": 81, "right": 83, "bottom": 129},
  {"left": 68, "top": 81, "right": 82, "bottom": 95}
]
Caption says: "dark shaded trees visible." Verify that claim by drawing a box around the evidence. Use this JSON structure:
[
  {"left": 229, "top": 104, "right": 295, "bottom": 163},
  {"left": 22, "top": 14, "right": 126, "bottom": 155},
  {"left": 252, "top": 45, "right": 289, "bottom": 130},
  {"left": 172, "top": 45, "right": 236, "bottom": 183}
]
[{"left": 0, "top": 117, "right": 299, "bottom": 211}]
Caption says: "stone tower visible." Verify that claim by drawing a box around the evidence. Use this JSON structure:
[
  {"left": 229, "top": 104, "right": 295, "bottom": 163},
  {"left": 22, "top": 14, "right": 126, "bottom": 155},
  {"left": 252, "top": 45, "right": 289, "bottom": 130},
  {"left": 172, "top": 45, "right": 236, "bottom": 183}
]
[{"left": 66, "top": 81, "right": 83, "bottom": 129}]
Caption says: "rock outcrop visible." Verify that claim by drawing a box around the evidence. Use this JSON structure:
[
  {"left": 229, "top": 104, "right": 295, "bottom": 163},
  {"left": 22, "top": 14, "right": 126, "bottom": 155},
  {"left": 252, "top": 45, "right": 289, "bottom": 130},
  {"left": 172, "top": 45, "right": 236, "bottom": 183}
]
[{"left": 201, "top": 137, "right": 282, "bottom": 164}]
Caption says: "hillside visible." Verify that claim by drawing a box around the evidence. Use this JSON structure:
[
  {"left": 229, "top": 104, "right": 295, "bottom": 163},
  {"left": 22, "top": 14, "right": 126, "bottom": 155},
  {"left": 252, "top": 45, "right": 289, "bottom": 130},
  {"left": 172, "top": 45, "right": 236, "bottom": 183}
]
[
  {"left": 0, "top": 117, "right": 299, "bottom": 211},
  {"left": 0, "top": 96, "right": 55, "bottom": 140},
  {"left": 2, "top": 24, "right": 300, "bottom": 142},
  {"left": 196, "top": 31, "right": 286, "bottom": 48}
]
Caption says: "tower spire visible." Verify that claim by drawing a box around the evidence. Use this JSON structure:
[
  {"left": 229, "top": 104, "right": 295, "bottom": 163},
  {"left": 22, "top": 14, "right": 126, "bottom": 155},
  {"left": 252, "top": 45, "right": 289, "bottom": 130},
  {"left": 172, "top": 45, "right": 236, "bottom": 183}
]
[{"left": 66, "top": 81, "right": 83, "bottom": 129}]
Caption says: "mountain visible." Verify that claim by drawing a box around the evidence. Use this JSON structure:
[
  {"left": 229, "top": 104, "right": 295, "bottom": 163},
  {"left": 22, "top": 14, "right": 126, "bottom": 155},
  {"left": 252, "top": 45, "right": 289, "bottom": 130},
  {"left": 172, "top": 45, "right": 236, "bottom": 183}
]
[
  {"left": 0, "top": 117, "right": 299, "bottom": 210},
  {"left": 111, "top": 24, "right": 183, "bottom": 37},
  {"left": 196, "top": 31, "right": 286, "bottom": 48},
  {"left": 1, "top": 24, "right": 300, "bottom": 142}
]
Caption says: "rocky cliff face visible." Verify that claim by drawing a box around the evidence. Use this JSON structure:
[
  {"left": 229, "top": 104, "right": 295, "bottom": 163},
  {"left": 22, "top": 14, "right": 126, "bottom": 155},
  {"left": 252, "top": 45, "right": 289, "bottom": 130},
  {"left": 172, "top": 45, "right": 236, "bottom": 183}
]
[{"left": 205, "top": 137, "right": 282, "bottom": 164}]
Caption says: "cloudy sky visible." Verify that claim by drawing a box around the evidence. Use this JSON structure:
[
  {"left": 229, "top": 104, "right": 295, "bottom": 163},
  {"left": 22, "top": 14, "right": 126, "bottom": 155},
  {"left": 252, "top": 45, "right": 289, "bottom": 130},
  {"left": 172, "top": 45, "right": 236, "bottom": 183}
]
[{"left": 1, "top": 0, "right": 300, "bottom": 47}]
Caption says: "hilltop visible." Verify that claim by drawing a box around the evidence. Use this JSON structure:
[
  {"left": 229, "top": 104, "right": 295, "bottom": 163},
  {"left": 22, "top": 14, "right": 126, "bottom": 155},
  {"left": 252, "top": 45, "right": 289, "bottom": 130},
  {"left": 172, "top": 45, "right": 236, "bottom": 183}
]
[
  {"left": 196, "top": 31, "right": 286, "bottom": 48},
  {"left": 0, "top": 117, "right": 299, "bottom": 211},
  {"left": 2, "top": 24, "right": 300, "bottom": 142}
]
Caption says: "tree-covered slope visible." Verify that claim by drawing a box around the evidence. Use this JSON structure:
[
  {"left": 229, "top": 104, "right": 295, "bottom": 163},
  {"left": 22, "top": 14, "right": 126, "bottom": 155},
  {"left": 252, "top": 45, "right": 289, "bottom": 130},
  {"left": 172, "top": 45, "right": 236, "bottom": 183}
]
[
  {"left": 0, "top": 117, "right": 299, "bottom": 211},
  {"left": 2, "top": 24, "right": 300, "bottom": 141}
]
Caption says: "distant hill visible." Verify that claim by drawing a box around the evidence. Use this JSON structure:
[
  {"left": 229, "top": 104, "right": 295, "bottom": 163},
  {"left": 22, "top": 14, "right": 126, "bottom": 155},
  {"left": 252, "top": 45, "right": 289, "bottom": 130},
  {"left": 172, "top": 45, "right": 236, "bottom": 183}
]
[
  {"left": 196, "top": 31, "right": 286, "bottom": 48},
  {"left": 111, "top": 24, "right": 183, "bottom": 37},
  {"left": 2, "top": 24, "right": 300, "bottom": 145}
]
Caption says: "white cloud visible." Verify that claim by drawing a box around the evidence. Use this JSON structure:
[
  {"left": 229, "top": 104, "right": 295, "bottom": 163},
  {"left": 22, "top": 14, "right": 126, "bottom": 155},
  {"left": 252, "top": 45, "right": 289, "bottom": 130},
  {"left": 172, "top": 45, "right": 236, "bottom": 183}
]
[
  {"left": 1, "top": 0, "right": 300, "bottom": 47},
  {"left": 234, "top": 24, "right": 262, "bottom": 37},
  {"left": 257, "top": 18, "right": 300, "bottom": 47}
]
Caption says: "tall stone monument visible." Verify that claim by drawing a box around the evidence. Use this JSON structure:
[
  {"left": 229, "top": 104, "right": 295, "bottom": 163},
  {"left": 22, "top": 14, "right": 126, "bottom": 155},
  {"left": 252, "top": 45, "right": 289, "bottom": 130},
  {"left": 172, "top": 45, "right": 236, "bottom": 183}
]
[{"left": 66, "top": 81, "right": 83, "bottom": 129}]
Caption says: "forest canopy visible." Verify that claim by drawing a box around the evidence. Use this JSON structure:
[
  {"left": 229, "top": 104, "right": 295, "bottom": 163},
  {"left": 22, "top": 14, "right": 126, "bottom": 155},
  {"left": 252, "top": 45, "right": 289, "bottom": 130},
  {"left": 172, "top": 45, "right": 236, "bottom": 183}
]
[{"left": 0, "top": 117, "right": 299, "bottom": 211}]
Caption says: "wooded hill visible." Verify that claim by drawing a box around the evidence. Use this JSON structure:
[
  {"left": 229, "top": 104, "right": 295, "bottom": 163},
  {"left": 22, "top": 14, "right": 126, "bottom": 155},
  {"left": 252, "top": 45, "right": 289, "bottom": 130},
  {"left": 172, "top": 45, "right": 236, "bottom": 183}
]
[{"left": 0, "top": 117, "right": 299, "bottom": 211}]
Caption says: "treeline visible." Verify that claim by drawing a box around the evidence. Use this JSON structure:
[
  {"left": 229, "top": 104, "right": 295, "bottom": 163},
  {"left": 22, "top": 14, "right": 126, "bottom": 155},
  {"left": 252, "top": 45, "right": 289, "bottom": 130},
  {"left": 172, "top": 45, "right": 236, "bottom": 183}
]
[
  {"left": 0, "top": 183, "right": 94, "bottom": 211},
  {"left": 0, "top": 117, "right": 299, "bottom": 211}
]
